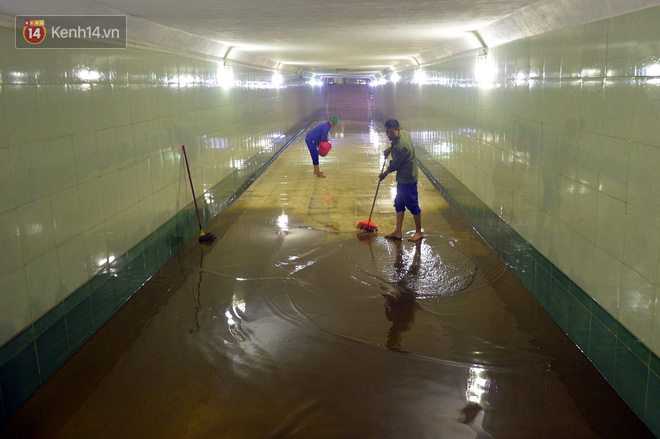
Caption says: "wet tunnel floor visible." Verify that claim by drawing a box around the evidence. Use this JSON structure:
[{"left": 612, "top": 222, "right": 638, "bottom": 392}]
[{"left": 2, "top": 121, "right": 654, "bottom": 439}]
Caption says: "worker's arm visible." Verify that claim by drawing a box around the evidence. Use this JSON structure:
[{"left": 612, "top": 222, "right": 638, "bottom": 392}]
[{"left": 385, "top": 145, "right": 409, "bottom": 174}]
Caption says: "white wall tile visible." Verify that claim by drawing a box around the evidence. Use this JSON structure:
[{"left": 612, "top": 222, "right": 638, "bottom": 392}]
[
  {"left": 576, "top": 132, "right": 601, "bottom": 189},
  {"left": 72, "top": 131, "right": 99, "bottom": 183},
  {"left": 636, "top": 7, "right": 660, "bottom": 77},
  {"left": 149, "top": 153, "right": 165, "bottom": 193},
  {"left": 123, "top": 202, "right": 144, "bottom": 245},
  {"left": 25, "top": 250, "right": 64, "bottom": 320},
  {"left": 606, "top": 12, "right": 639, "bottom": 77},
  {"left": 92, "top": 84, "right": 115, "bottom": 131},
  {"left": 38, "top": 85, "right": 71, "bottom": 140},
  {"left": 593, "top": 247, "right": 622, "bottom": 317},
  {"left": 512, "top": 197, "right": 538, "bottom": 243},
  {"left": 135, "top": 158, "right": 153, "bottom": 201},
  {"left": 624, "top": 206, "right": 659, "bottom": 283},
  {"left": 57, "top": 235, "right": 88, "bottom": 292},
  {"left": 3, "top": 84, "right": 43, "bottom": 146},
  {"left": 596, "top": 193, "right": 626, "bottom": 259},
  {"left": 77, "top": 178, "right": 105, "bottom": 230},
  {"left": 112, "top": 85, "right": 131, "bottom": 127},
  {"left": 115, "top": 125, "right": 135, "bottom": 168},
  {"left": 579, "top": 79, "right": 604, "bottom": 134},
  {"left": 602, "top": 78, "right": 635, "bottom": 139},
  {"left": 574, "top": 183, "right": 599, "bottom": 242},
  {"left": 119, "top": 165, "right": 139, "bottom": 209},
  {"left": 100, "top": 171, "right": 122, "bottom": 220},
  {"left": 41, "top": 136, "right": 76, "bottom": 195},
  {"left": 544, "top": 31, "right": 563, "bottom": 79},
  {"left": 581, "top": 20, "right": 608, "bottom": 78},
  {"left": 67, "top": 84, "right": 95, "bottom": 135},
  {"left": 0, "top": 269, "right": 30, "bottom": 346},
  {"left": 51, "top": 187, "right": 83, "bottom": 247},
  {"left": 0, "top": 210, "right": 23, "bottom": 280},
  {"left": 653, "top": 286, "right": 660, "bottom": 354},
  {"left": 0, "top": 86, "right": 9, "bottom": 149},
  {"left": 599, "top": 137, "right": 631, "bottom": 202},
  {"left": 628, "top": 142, "right": 660, "bottom": 217},
  {"left": 105, "top": 213, "right": 127, "bottom": 260},
  {"left": 83, "top": 223, "right": 108, "bottom": 277},
  {"left": 17, "top": 197, "right": 56, "bottom": 265},
  {"left": 572, "top": 232, "right": 596, "bottom": 295},
  {"left": 95, "top": 128, "right": 119, "bottom": 175},
  {"left": 551, "top": 217, "right": 574, "bottom": 274},
  {"left": 0, "top": 148, "right": 16, "bottom": 213},
  {"left": 11, "top": 142, "right": 48, "bottom": 205},
  {"left": 633, "top": 78, "right": 660, "bottom": 147}
]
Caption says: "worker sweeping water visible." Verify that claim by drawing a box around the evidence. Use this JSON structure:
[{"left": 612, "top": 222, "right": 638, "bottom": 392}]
[
  {"left": 305, "top": 116, "right": 338, "bottom": 178},
  {"left": 378, "top": 119, "right": 424, "bottom": 242}
]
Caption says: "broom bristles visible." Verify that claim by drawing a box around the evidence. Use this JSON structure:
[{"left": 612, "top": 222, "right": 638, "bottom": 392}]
[
  {"left": 356, "top": 220, "right": 377, "bottom": 232},
  {"left": 199, "top": 229, "right": 218, "bottom": 243}
]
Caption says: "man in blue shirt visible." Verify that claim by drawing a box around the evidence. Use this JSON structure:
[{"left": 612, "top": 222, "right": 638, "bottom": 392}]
[{"left": 305, "top": 116, "right": 338, "bottom": 178}]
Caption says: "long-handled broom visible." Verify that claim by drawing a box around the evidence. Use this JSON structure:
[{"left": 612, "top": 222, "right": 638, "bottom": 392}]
[
  {"left": 356, "top": 154, "right": 388, "bottom": 232},
  {"left": 182, "top": 145, "right": 218, "bottom": 243}
]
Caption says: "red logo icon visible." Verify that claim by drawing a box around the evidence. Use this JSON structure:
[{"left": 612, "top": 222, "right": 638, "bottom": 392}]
[{"left": 23, "top": 19, "right": 46, "bottom": 44}]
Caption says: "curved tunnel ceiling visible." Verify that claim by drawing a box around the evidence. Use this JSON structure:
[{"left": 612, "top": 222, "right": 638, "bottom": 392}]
[{"left": 1, "top": 0, "right": 659, "bottom": 77}]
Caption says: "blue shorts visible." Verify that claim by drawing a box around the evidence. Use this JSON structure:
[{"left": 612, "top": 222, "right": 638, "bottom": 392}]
[{"left": 394, "top": 182, "right": 421, "bottom": 215}]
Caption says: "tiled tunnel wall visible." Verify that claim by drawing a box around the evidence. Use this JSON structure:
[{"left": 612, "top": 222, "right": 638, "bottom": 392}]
[
  {"left": 372, "top": 5, "right": 660, "bottom": 435},
  {"left": 0, "top": 24, "right": 325, "bottom": 421}
]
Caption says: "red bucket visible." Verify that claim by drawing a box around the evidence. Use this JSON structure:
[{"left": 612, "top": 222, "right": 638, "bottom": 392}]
[{"left": 318, "top": 141, "right": 332, "bottom": 157}]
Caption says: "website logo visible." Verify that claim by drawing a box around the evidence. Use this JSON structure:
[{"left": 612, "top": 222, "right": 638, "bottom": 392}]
[
  {"left": 16, "top": 15, "right": 127, "bottom": 49},
  {"left": 23, "top": 19, "right": 46, "bottom": 44}
]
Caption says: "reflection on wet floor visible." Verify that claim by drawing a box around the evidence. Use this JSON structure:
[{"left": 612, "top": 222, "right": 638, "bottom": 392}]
[{"left": 2, "top": 121, "right": 653, "bottom": 439}]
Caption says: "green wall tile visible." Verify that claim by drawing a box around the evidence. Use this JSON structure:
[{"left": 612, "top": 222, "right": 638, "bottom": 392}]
[
  {"left": 66, "top": 297, "right": 93, "bottom": 352},
  {"left": 143, "top": 245, "right": 160, "bottom": 278},
  {"left": 548, "top": 282, "right": 570, "bottom": 330},
  {"left": 33, "top": 303, "right": 65, "bottom": 337},
  {"left": 63, "top": 281, "right": 92, "bottom": 313},
  {"left": 35, "top": 318, "right": 69, "bottom": 380},
  {"left": 519, "top": 251, "right": 536, "bottom": 291},
  {"left": 651, "top": 354, "right": 660, "bottom": 377},
  {"left": 155, "top": 235, "right": 172, "bottom": 268},
  {"left": 647, "top": 372, "right": 660, "bottom": 436},
  {"left": 589, "top": 317, "right": 617, "bottom": 383},
  {"left": 569, "top": 281, "right": 593, "bottom": 311},
  {"left": 91, "top": 281, "right": 115, "bottom": 330},
  {"left": 534, "top": 264, "right": 552, "bottom": 309},
  {"left": 0, "top": 327, "right": 35, "bottom": 365},
  {"left": 617, "top": 324, "right": 651, "bottom": 366},
  {"left": 0, "top": 343, "right": 40, "bottom": 414},
  {"left": 592, "top": 301, "right": 619, "bottom": 334},
  {"left": 531, "top": 248, "right": 554, "bottom": 275},
  {"left": 614, "top": 341, "right": 649, "bottom": 419},
  {"left": 567, "top": 295, "right": 591, "bottom": 352},
  {"left": 551, "top": 266, "right": 570, "bottom": 290}
]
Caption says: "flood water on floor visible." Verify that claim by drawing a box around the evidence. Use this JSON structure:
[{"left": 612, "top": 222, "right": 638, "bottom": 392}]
[{"left": 1, "top": 121, "right": 653, "bottom": 439}]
